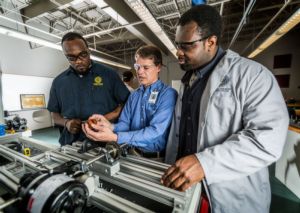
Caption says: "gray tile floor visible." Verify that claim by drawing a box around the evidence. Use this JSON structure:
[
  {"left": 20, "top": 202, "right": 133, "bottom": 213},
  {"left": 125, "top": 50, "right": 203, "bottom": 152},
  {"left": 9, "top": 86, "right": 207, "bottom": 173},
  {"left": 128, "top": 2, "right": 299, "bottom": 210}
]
[{"left": 31, "top": 127, "right": 300, "bottom": 212}]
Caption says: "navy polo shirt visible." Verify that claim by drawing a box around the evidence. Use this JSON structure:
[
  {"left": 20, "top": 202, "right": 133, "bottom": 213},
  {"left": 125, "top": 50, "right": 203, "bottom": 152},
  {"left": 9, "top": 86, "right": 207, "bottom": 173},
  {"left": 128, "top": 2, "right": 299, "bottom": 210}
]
[{"left": 47, "top": 61, "right": 130, "bottom": 144}]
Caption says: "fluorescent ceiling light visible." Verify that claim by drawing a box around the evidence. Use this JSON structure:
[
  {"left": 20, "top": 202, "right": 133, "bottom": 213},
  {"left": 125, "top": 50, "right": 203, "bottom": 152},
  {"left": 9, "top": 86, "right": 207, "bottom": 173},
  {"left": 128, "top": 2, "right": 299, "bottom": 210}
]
[
  {"left": 124, "top": 0, "right": 177, "bottom": 57},
  {"left": 70, "top": 0, "right": 84, "bottom": 6},
  {"left": 90, "top": 55, "right": 131, "bottom": 70},
  {"left": 248, "top": 8, "right": 300, "bottom": 58},
  {"left": 0, "top": 25, "right": 131, "bottom": 70},
  {"left": 90, "top": 0, "right": 108, "bottom": 9},
  {"left": 0, "top": 26, "right": 62, "bottom": 50}
]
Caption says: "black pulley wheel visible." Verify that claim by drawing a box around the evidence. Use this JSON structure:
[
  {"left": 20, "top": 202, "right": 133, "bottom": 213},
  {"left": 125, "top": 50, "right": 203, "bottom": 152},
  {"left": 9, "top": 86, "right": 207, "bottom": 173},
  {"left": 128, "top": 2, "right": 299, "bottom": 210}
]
[{"left": 18, "top": 172, "right": 88, "bottom": 213}]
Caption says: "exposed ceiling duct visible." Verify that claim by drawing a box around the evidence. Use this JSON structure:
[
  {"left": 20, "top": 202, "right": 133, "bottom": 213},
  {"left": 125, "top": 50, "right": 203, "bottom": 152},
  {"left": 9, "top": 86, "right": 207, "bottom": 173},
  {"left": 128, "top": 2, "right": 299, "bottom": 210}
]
[{"left": 0, "top": 0, "right": 299, "bottom": 63}]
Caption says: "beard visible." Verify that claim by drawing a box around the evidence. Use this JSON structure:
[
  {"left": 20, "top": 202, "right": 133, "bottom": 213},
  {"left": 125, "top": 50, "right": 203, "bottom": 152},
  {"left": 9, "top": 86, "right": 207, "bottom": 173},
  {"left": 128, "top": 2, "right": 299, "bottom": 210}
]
[
  {"left": 178, "top": 56, "right": 195, "bottom": 72},
  {"left": 180, "top": 63, "right": 194, "bottom": 72},
  {"left": 71, "top": 61, "right": 92, "bottom": 75}
]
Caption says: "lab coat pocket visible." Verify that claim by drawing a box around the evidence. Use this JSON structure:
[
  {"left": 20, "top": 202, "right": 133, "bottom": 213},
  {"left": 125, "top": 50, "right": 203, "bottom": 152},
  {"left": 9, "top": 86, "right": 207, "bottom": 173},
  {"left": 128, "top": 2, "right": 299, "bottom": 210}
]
[{"left": 209, "top": 89, "right": 236, "bottom": 129}]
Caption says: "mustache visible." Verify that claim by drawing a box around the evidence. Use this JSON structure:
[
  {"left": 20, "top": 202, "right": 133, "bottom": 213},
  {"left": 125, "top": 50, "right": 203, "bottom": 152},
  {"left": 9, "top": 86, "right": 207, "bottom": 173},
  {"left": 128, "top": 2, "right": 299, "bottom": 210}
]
[{"left": 178, "top": 57, "right": 193, "bottom": 71}]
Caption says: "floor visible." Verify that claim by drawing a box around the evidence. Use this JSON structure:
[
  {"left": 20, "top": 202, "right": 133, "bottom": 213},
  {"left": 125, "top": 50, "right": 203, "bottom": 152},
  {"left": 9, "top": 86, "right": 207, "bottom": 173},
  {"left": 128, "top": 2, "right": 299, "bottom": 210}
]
[
  {"left": 31, "top": 127, "right": 300, "bottom": 212},
  {"left": 31, "top": 126, "right": 60, "bottom": 146}
]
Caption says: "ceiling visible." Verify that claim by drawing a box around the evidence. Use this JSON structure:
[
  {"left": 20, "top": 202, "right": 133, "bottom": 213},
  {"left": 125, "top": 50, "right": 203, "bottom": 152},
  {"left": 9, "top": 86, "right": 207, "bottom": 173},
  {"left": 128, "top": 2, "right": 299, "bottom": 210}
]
[{"left": 0, "top": 0, "right": 299, "bottom": 67}]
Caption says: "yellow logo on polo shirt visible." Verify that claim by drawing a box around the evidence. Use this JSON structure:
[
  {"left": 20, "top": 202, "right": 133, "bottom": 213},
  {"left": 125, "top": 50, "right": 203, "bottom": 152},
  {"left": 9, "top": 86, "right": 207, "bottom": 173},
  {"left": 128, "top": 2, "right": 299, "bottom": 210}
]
[{"left": 93, "top": 76, "right": 103, "bottom": 86}]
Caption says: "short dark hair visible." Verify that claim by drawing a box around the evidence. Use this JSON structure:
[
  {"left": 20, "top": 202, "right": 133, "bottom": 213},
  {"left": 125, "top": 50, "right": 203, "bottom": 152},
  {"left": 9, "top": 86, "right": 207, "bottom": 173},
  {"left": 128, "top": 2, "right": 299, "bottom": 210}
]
[
  {"left": 135, "top": 45, "right": 163, "bottom": 66},
  {"left": 122, "top": 71, "right": 133, "bottom": 82},
  {"left": 178, "top": 4, "right": 222, "bottom": 41},
  {"left": 61, "top": 32, "right": 88, "bottom": 47}
]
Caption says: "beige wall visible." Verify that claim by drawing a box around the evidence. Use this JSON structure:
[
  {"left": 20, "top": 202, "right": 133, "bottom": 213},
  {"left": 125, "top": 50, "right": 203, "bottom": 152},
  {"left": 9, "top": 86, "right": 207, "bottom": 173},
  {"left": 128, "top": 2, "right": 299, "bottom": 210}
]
[{"left": 251, "top": 29, "right": 300, "bottom": 100}]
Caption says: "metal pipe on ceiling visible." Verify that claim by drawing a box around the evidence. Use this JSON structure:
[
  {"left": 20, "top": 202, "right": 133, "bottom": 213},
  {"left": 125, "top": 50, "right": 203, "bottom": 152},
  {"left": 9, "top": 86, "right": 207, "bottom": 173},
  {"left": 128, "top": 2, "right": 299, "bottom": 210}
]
[
  {"left": 241, "top": 0, "right": 292, "bottom": 55},
  {"left": 83, "top": 20, "right": 144, "bottom": 38},
  {"left": 209, "top": 0, "right": 232, "bottom": 6},
  {"left": 228, "top": 0, "right": 256, "bottom": 48},
  {"left": 220, "top": 2, "right": 224, "bottom": 15},
  {"left": 0, "top": 13, "right": 123, "bottom": 61},
  {"left": 49, "top": 0, "right": 116, "bottom": 38},
  {"left": 0, "top": 5, "right": 64, "bottom": 35},
  {"left": 0, "top": 14, "right": 61, "bottom": 39}
]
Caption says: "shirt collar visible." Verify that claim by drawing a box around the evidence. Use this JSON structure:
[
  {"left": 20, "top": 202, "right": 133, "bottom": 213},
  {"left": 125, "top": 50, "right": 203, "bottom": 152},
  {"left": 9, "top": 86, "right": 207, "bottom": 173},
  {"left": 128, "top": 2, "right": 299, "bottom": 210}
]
[
  {"left": 138, "top": 79, "right": 162, "bottom": 93},
  {"left": 196, "top": 46, "right": 224, "bottom": 79},
  {"left": 181, "top": 47, "right": 224, "bottom": 84}
]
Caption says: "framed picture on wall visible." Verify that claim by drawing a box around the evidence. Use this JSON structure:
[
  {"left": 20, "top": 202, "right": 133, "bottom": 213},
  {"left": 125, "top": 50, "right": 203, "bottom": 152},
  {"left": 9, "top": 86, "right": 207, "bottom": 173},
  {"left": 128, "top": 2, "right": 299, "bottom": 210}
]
[
  {"left": 273, "top": 54, "right": 292, "bottom": 69},
  {"left": 20, "top": 94, "right": 46, "bottom": 109},
  {"left": 274, "top": 74, "right": 290, "bottom": 88}
]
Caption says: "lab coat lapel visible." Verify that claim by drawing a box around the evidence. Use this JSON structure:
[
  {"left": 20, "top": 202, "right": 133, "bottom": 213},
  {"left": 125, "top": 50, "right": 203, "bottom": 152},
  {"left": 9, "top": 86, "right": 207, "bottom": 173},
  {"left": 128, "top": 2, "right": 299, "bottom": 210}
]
[{"left": 197, "top": 50, "right": 234, "bottom": 151}]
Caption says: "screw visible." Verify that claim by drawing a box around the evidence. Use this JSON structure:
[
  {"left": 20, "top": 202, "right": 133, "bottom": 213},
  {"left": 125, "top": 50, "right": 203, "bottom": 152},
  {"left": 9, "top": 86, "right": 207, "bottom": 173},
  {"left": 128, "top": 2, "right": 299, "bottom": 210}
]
[{"left": 176, "top": 204, "right": 182, "bottom": 209}]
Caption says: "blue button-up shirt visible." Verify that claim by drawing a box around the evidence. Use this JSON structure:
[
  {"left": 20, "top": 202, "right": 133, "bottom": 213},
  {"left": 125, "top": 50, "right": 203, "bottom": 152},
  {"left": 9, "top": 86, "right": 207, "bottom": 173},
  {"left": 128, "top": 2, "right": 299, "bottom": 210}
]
[{"left": 114, "top": 80, "right": 177, "bottom": 152}]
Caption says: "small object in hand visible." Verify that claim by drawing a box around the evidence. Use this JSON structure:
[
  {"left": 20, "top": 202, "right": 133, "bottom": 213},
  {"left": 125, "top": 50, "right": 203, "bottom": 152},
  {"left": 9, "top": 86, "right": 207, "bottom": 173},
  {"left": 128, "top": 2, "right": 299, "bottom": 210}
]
[{"left": 87, "top": 118, "right": 99, "bottom": 131}]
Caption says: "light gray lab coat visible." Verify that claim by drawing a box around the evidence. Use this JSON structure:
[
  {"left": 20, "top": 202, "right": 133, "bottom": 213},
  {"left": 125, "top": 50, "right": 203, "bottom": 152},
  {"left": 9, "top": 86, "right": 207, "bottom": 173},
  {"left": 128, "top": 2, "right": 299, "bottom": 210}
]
[{"left": 165, "top": 50, "right": 289, "bottom": 213}]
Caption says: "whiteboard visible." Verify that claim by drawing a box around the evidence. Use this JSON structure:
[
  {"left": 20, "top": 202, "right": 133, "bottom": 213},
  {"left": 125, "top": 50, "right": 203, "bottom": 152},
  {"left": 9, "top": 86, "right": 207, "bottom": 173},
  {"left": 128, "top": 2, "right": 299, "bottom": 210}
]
[{"left": 1, "top": 74, "right": 53, "bottom": 111}]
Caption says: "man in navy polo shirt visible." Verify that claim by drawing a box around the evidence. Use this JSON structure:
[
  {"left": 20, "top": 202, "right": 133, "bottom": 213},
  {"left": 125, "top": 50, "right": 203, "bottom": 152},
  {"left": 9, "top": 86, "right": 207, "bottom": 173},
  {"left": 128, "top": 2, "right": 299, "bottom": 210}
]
[
  {"left": 82, "top": 45, "right": 177, "bottom": 159},
  {"left": 47, "top": 32, "right": 130, "bottom": 145}
]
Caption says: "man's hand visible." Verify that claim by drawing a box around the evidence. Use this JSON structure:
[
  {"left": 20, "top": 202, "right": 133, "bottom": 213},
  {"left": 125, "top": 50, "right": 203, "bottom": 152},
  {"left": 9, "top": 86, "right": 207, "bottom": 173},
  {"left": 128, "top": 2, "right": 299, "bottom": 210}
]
[
  {"left": 161, "top": 155, "right": 205, "bottom": 191},
  {"left": 82, "top": 115, "right": 117, "bottom": 142},
  {"left": 66, "top": 119, "right": 82, "bottom": 134},
  {"left": 88, "top": 114, "right": 114, "bottom": 130}
]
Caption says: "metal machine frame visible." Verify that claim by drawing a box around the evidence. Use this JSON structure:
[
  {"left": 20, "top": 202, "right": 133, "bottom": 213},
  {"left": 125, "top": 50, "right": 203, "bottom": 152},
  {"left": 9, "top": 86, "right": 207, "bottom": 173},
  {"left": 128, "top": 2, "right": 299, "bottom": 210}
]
[{"left": 0, "top": 135, "right": 201, "bottom": 212}]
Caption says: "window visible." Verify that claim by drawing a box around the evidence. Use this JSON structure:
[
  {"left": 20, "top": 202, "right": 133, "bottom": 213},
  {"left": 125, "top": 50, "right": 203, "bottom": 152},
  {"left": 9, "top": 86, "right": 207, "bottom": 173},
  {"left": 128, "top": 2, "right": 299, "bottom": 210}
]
[{"left": 274, "top": 75, "right": 290, "bottom": 88}]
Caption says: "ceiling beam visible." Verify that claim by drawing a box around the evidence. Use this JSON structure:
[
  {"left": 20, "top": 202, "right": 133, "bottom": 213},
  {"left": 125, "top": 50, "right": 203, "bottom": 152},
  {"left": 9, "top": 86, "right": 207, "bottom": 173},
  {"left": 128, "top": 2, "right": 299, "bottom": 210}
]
[
  {"left": 21, "top": 0, "right": 73, "bottom": 19},
  {"left": 103, "top": 0, "right": 170, "bottom": 55}
]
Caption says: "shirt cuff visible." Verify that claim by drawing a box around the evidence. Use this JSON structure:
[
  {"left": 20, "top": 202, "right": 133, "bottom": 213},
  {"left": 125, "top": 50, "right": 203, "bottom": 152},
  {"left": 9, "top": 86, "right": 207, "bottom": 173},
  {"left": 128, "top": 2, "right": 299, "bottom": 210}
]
[
  {"left": 116, "top": 132, "right": 129, "bottom": 145},
  {"left": 195, "top": 152, "right": 212, "bottom": 185}
]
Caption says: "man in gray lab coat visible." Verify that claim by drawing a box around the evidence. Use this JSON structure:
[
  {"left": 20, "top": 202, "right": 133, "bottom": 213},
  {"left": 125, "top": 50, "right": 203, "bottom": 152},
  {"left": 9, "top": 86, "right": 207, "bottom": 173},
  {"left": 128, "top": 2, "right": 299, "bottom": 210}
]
[{"left": 161, "top": 5, "right": 289, "bottom": 213}]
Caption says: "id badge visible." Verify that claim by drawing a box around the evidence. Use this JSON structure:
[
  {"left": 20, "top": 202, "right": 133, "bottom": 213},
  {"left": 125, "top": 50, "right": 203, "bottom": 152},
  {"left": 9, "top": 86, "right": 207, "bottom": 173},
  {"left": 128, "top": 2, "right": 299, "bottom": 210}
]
[{"left": 148, "top": 91, "right": 158, "bottom": 104}]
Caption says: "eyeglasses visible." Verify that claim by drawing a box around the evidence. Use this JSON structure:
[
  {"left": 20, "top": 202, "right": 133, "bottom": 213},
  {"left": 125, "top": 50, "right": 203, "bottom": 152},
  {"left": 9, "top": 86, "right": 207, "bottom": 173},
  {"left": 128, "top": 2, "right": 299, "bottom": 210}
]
[
  {"left": 134, "top": 63, "right": 156, "bottom": 71},
  {"left": 175, "top": 36, "right": 210, "bottom": 51},
  {"left": 65, "top": 51, "right": 89, "bottom": 62}
]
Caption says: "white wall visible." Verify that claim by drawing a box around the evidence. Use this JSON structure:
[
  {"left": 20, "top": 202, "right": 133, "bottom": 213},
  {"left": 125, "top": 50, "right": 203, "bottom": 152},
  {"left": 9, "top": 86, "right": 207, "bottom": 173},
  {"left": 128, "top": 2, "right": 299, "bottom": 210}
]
[
  {"left": 2, "top": 74, "right": 53, "bottom": 110},
  {"left": 0, "top": 13, "right": 69, "bottom": 129},
  {"left": 251, "top": 30, "right": 300, "bottom": 100},
  {"left": 162, "top": 55, "right": 184, "bottom": 85},
  {"left": 0, "top": 32, "right": 67, "bottom": 130},
  {"left": 0, "top": 12, "right": 69, "bottom": 78},
  {"left": 1, "top": 74, "right": 53, "bottom": 130},
  {"left": 0, "top": 34, "right": 68, "bottom": 78}
]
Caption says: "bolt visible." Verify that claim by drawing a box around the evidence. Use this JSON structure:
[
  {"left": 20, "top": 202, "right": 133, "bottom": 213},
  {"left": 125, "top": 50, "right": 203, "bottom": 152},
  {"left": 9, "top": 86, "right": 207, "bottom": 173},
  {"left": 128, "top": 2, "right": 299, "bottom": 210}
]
[{"left": 176, "top": 204, "right": 182, "bottom": 209}]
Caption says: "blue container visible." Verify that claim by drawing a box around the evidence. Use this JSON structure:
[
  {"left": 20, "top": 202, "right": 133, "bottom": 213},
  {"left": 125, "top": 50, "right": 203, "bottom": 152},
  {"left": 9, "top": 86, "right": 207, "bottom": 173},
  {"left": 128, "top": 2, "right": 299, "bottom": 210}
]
[
  {"left": 192, "top": 0, "right": 206, "bottom": 6},
  {"left": 0, "top": 124, "right": 6, "bottom": 136}
]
